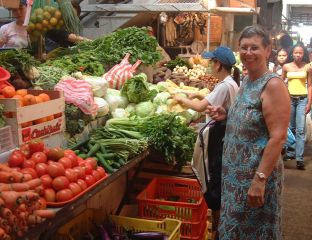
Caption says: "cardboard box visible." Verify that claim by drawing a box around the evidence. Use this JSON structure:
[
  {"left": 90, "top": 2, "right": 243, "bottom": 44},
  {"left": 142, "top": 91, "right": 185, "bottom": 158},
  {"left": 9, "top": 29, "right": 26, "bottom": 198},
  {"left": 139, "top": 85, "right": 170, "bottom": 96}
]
[
  {"left": 0, "top": 0, "right": 20, "bottom": 9},
  {"left": 0, "top": 90, "right": 65, "bottom": 146}
]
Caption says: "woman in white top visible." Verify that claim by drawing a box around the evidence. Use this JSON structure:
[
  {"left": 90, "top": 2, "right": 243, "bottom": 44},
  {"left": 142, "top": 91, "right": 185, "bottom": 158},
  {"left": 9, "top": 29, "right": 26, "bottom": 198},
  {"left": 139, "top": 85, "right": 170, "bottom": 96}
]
[
  {"left": 174, "top": 46, "right": 240, "bottom": 239},
  {"left": 0, "top": 1, "right": 28, "bottom": 48}
]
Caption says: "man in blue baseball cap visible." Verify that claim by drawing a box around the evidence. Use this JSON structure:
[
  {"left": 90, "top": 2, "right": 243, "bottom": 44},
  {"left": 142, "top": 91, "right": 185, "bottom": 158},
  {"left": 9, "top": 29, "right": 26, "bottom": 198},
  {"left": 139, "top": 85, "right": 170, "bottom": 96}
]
[
  {"left": 202, "top": 46, "right": 237, "bottom": 67},
  {"left": 174, "top": 45, "right": 240, "bottom": 239}
]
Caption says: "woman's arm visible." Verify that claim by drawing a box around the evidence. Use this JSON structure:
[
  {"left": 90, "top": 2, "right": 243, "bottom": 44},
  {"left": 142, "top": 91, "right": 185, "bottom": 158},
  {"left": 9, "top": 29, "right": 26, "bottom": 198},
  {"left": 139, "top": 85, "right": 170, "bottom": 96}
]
[
  {"left": 174, "top": 95, "right": 209, "bottom": 112},
  {"left": 247, "top": 77, "right": 290, "bottom": 208},
  {"left": 281, "top": 64, "right": 288, "bottom": 82},
  {"left": 306, "top": 64, "right": 312, "bottom": 113}
]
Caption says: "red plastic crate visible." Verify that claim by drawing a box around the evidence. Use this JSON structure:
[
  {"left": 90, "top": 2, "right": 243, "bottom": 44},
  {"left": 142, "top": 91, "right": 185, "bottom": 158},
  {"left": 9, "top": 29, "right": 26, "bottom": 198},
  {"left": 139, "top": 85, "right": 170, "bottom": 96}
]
[{"left": 137, "top": 177, "right": 208, "bottom": 239}]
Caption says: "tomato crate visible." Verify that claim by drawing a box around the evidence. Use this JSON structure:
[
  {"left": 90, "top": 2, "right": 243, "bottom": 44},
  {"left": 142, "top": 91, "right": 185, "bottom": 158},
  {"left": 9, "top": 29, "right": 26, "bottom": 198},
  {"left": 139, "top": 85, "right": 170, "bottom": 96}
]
[
  {"left": 0, "top": 126, "right": 15, "bottom": 153},
  {"left": 56, "top": 209, "right": 181, "bottom": 240},
  {"left": 0, "top": 90, "right": 65, "bottom": 146}
]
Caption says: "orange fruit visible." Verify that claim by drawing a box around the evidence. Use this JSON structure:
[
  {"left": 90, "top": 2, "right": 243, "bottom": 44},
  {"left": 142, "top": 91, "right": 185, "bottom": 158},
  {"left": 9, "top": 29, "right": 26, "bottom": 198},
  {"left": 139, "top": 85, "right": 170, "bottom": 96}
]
[
  {"left": 35, "top": 96, "right": 44, "bottom": 104},
  {"left": 16, "top": 89, "right": 27, "bottom": 97},
  {"left": 38, "top": 93, "right": 50, "bottom": 102},
  {"left": 12, "top": 95, "right": 24, "bottom": 107},
  {"left": 23, "top": 94, "right": 36, "bottom": 106},
  {"left": 46, "top": 115, "right": 54, "bottom": 121},
  {"left": 2, "top": 86, "right": 16, "bottom": 98},
  {"left": 50, "top": 17, "right": 58, "bottom": 26},
  {"left": 54, "top": 10, "right": 62, "bottom": 19},
  {"left": 34, "top": 117, "right": 47, "bottom": 125},
  {"left": 21, "top": 121, "right": 33, "bottom": 128}
]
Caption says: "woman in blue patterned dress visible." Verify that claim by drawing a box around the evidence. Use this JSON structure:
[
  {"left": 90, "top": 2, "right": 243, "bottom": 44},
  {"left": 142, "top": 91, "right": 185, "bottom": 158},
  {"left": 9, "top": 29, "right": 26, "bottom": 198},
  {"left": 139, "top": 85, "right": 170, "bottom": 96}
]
[{"left": 207, "top": 25, "right": 290, "bottom": 239}]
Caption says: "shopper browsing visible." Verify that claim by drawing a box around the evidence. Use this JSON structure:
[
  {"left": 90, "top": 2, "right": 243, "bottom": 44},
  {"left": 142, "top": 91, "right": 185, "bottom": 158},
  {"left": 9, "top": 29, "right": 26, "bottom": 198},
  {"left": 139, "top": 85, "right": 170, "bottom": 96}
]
[
  {"left": 281, "top": 44, "right": 312, "bottom": 170},
  {"left": 174, "top": 46, "right": 240, "bottom": 239},
  {"left": 0, "top": 0, "right": 28, "bottom": 48},
  {"left": 207, "top": 25, "right": 290, "bottom": 239}
]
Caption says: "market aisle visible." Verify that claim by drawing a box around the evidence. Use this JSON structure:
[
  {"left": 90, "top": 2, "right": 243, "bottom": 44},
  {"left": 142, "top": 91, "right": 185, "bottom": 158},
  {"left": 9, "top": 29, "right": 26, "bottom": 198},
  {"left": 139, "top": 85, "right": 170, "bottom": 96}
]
[{"left": 282, "top": 143, "right": 312, "bottom": 240}]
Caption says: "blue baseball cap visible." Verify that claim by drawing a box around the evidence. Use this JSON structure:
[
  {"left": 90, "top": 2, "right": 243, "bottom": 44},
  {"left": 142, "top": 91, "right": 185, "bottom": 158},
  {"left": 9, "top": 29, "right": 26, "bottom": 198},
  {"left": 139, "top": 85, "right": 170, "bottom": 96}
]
[{"left": 202, "top": 46, "right": 236, "bottom": 66}]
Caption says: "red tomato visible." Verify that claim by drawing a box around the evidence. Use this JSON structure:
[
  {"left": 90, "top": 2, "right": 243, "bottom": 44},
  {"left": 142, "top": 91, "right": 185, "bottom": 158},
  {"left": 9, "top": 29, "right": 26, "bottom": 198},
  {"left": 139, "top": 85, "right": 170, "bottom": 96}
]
[
  {"left": 28, "top": 139, "right": 45, "bottom": 154},
  {"left": 91, "top": 170, "right": 101, "bottom": 181},
  {"left": 43, "top": 188, "right": 56, "bottom": 202},
  {"left": 77, "top": 157, "right": 85, "bottom": 165},
  {"left": 52, "top": 176, "right": 70, "bottom": 191},
  {"left": 65, "top": 168, "right": 78, "bottom": 182},
  {"left": 20, "top": 168, "right": 38, "bottom": 179},
  {"left": 56, "top": 189, "right": 73, "bottom": 202},
  {"left": 40, "top": 174, "right": 53, "bottom": 188},
  {"left": 73, "top": 166, "right": 85, "bottom": 180},
  {"left": 63, "top": 149, "right": 78, "bottom": 167},
  {"left": 85, "top": 158, "right": 97, "bottom": 170},
  {"left": 8, "top": 151, "right": 25, "bottom": 168},
  {"left": 68, "top": 182, "right": 82, "bottom": 196},
  {"left": 81, "top": 162, "right": 93, "bottom": 175},
  {"left": 35, "top": 163, "right": 48, "bottom": 177},
  {"left": 31, "top": 152, "right": 47, "bottom": 164},
  {"left": 20, "top": 143, "right": 31, "bottom": 159},
  {"left": 46, "top": 147, "right": 64, "bottom": 161},
  {"left": 37, "top": 198, "right": 47, "bottom": 209},
  {"left": 84, "top": 175, "right": 96, "bottom": 187},
  {"left": 96, "top": 167, "right": 107, "bottom": 178},
  {"left": 47, "top": 162, "right": 65, "bottom": 178},
  {"left": 22, "top": 159, "right": 36, "bottom": 169},
  {"left": 77, "top": 179, "right": 87, "bottom": 191},
  {"left": 58, "top": 157, "right": 72, "bottom": 169}
]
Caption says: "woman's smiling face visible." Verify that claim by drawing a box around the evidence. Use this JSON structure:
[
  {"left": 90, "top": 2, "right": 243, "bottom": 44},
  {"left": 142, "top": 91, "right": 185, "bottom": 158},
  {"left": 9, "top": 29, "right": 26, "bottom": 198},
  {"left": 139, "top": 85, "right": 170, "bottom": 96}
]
[{"left": 238, "top": 35, "right": 271, "bottom": 72}]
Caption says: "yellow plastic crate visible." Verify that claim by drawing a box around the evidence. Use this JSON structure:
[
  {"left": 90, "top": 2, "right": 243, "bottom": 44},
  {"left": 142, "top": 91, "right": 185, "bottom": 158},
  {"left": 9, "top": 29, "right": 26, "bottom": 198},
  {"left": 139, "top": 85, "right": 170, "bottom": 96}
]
[
  {"left": 56, "top": 209, "right": 181, "bottom": 240},
  {"left": 110, "top": 215, "right": 181, "bottom": 240}
]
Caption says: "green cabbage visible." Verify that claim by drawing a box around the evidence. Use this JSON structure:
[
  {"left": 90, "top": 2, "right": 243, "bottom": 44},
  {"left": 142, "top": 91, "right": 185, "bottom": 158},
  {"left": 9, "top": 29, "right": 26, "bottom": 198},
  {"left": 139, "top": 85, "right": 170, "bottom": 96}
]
[
  {"left": 125, "top": 103, "right": 136, "bottom": 116},
  {"left": 135, "top": 101, "right": 155, "bottom": 118},
  {"left": 153, "top": 92, "right": 171, "bottom": 106}
]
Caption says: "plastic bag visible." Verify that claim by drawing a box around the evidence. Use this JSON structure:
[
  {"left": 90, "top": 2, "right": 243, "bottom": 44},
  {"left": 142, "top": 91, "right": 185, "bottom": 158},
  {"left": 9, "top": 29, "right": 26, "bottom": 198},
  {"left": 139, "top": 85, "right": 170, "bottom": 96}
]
[
  {"left": 27, "top": 0, "right": 63, "bottom": 41},
  {"left": 103, "top": 53, "right": 141, "bottom": 90}
]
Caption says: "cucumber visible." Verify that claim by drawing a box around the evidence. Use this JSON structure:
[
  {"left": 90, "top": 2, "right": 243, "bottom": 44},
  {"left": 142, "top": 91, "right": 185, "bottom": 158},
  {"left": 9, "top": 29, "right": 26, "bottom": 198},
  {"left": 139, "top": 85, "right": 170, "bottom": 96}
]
[
  {"left": 111, "top": 161, "right": 121, "bottom": 169},
  {"left": 96, "top": 153, "right": 115, "bottom": 174},
  {"left": 87, "top": 143, "right": 101, "bottom": 157},
  {"left": 69, "top": 138, "right": 89, "bottom": 150},
  {"left": 78, "top": 153, "right": 88, "bottom": 159},
  {"left": 117, "top": 158, "right": 126, "bottom": 166}
]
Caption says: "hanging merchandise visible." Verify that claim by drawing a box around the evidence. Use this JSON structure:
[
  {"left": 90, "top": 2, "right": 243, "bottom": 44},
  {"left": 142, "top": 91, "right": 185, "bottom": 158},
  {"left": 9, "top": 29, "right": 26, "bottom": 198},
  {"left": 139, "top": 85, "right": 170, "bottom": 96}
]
[
  {"left": 27, "top": 0, "right": 64, "bottom": 41},
  {"left": 57, "top": 0, "right": 81, "bottom": 34},
  {"left": 103, "top": 53, "right": 142, "bottom": 90}
]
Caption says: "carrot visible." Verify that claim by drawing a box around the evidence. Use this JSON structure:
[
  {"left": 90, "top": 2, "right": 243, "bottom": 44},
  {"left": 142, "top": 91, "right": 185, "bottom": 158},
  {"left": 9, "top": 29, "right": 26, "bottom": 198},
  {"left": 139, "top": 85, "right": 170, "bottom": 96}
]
[
  {"left": 9, "top": 183, "right": 29, "bottom": 192},
  {"left": 23, "top": 174, "right": 32, "bottom": 182},
  {"left": 27, "top": 215, "right": 42, "bottom": 226},
  {"left": 16, "top": 203, "right": 27, "bottom": 212},
  {"left": 7, "top": 215, "right": 17, "bottom": 225},
  {"left": 0, "top": 208, "right": 12, "bottom": 219},
  {"left": 0, "top": 218, "right": 7, "bottom": 228},
  {"left": 24, "top": 178, "right": 41, "bottom": 189},
  {"left": 0, "top": 164, "right": 13, "bottom": 172},
  {"left": 2, "top": 225, "right": 11, "bottom": 235},
  {"left": 0, "top": 227, "right": 6, "bottom": 238},
  {"left": 0, "top": 172, "right": 14, "bottom": 184},
  {"left": 10, "top": 171, "right": 25, "bottom": 183},
  {"left": 0, "top": 184, "right": 10, "bottom": 192},
  {"left": 0, "top": 191, "right": 39, "bottom": 209},
  {"left": 33, "top": 209, "right": 56, "bottom": 219}
]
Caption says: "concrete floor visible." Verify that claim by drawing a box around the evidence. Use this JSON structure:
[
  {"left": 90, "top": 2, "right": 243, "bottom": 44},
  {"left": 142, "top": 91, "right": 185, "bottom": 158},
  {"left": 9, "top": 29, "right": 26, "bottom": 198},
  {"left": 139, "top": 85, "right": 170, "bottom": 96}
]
[{"left": 282, "top": 144, "right": 312, "bottom": 240}]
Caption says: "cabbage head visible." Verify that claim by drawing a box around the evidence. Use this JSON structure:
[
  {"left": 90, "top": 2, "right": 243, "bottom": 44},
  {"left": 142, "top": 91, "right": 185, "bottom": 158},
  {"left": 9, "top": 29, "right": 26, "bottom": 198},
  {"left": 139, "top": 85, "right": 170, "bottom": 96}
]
[{"left": 135, "top": 101, "right": 155, "bottom": 118}]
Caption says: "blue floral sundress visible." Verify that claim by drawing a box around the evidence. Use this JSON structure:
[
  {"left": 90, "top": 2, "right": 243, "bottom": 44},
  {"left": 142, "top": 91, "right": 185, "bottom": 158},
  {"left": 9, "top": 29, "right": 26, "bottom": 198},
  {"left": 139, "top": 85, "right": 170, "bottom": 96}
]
[{"left": 219, "top": 73, "right": 283, "bottom": 240}]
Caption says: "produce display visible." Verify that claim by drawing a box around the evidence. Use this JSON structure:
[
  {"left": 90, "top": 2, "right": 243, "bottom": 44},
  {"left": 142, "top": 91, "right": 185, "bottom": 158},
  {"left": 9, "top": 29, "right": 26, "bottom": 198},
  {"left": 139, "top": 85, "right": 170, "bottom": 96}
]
[{"left": 0, "top": 104, "right": 5, "bottom": 128}]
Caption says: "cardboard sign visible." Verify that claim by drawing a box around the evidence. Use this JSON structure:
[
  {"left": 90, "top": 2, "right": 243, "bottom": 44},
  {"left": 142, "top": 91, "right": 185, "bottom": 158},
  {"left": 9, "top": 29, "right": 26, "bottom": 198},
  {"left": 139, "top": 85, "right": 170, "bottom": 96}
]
[{"left": 0, "top": 0, "right": 20, "bottom": 9}]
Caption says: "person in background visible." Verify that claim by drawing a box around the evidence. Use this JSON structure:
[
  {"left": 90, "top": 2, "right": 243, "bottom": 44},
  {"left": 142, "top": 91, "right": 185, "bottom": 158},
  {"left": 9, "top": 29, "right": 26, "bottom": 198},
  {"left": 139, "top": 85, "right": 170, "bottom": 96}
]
[
  {"left": 207, "top": 25, "right": 290, "bottom": 239},
  {"left": 273, "top": 48, "right": 288, "bottom": 76},
  {"left": 174, "top": 46, "right": 240, "bottom": 240},
  {"left": 282, "top": 44, "right": 312, "bottom": 170},
  {"left": 0, "top": 0, "right": 28, "bottom": 48},
  {"left": 279, "top": 32, "right": 293, "bottom": 55},
  {"left": 45, "top": 0, "right": 90, "bottom": 53}
]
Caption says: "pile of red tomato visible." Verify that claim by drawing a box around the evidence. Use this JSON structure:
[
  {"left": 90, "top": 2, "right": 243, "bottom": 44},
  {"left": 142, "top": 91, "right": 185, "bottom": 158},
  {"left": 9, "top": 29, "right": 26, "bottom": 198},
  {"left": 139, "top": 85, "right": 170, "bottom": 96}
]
[{"left": 7, "top": 140, "right": 108, "bottom": 203}]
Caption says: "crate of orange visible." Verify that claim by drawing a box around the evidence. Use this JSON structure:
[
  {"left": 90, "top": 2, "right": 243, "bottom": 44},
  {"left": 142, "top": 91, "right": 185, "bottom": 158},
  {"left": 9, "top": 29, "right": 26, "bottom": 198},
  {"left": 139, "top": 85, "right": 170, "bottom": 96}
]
[{"left": 0, "top": 86, "right": 65, "bottom": 146}]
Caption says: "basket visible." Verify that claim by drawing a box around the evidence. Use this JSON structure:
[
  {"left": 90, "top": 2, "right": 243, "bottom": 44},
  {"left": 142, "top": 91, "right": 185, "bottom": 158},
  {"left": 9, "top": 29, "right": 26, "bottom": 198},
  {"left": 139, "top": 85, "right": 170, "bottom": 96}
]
[
  {"left": 0, "top": 126, "right": 15, "bottom": 153},
  {"left": 137, "top": 176, "right": 208, "bottom": 239},
  {"left": 110, "top": 215, "right": 181, "bottom": 240},
  {"left": 56, "top": 209, "right": 181, "bottom": 240}
]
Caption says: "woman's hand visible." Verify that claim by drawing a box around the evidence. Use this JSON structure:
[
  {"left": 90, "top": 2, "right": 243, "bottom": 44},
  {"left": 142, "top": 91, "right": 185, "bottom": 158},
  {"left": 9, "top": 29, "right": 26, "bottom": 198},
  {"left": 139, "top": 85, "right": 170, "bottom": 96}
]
[
  {"left": 247, "top": 178, "right": 266, "bottom": 208},
  {"left": 305, "top": 104, "right": 311, "bottom": 114},
  {"left": 206, "top": 105, "right": 227, "bottom": 121}
]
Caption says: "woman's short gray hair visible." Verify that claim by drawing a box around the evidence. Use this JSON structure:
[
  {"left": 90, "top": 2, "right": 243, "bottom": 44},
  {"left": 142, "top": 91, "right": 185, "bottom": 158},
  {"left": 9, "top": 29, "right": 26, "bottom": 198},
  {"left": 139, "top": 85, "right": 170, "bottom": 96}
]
[{"left": 239, "top": 25, "right": 271, "bottom": 47}]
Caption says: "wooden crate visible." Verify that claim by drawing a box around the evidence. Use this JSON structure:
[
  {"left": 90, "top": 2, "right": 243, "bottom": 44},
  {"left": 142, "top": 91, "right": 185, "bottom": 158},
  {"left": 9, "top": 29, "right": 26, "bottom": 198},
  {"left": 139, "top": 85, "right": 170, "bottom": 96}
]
[
  {"left": 0, "top": 90, "right": 65, "bottom": 146},
  {"left": 229, "top": 0, "right": 256, "bottom": 8},
  {"left": 0, "top": 0, "right": 19, "bottom": 8}
]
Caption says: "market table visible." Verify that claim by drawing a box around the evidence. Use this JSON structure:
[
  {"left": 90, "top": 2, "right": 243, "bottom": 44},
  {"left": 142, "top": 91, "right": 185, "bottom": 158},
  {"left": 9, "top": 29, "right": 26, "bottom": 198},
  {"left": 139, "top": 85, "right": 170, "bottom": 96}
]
[{"left": 21, "top": 150, "right": 149, "bottom": 240}]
